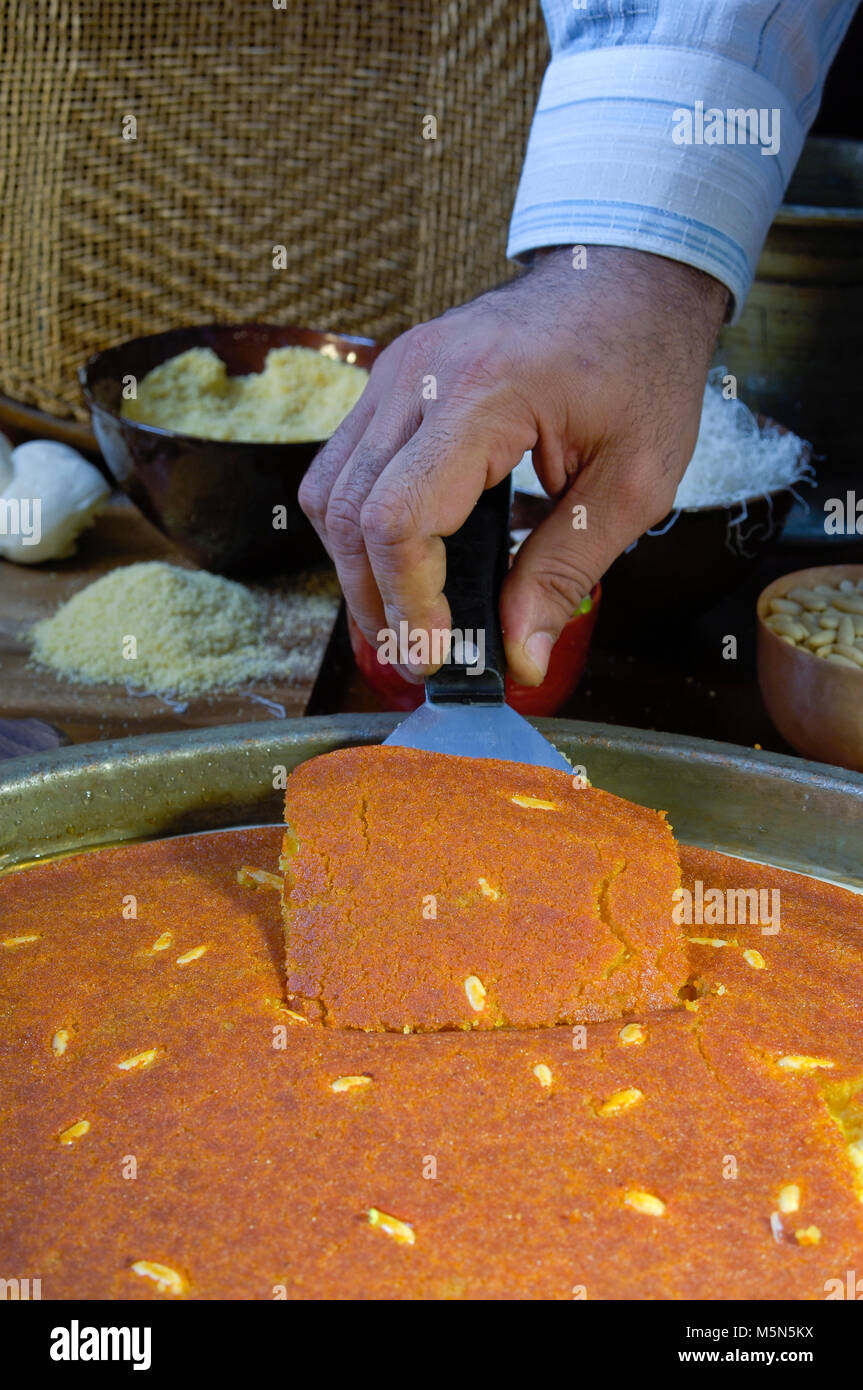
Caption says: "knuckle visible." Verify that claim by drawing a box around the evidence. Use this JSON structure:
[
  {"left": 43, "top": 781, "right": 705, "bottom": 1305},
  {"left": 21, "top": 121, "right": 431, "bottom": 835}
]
[
  {"left": 447, "top": 348, "right": 502, "bottom": 395},
  {"left": 400, "top": 337, "right": 441, "bottom": 386},
  {"left": 530, "top": 558, "right": 595, "bottom": 618},
  {"left": 369, "top": 327, "right": 441, "bottom": 403},
  {"left": 386, "top": 323, "right": 437, "bottom": 369},
  {"left": 298, "top": 467, "right": 326, "bottom": 522},
  {"left": 324, "top": 491, "right": 365, "bottom": 552},
  {"left": 368, "top": 341, "right": 399, "bottom": 381},
  {"left": 360, "top": 490, "right": 415, "bottom": 551}
]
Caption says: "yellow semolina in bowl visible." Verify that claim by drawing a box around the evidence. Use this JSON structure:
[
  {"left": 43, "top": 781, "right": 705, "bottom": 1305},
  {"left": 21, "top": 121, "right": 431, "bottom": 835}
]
[{"left": 121, "top": 344, "right": 369, "bottom": 443}]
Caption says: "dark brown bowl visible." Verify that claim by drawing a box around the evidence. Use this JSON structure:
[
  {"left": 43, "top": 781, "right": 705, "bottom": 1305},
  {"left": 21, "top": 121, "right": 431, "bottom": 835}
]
[
  {"left": 79, "top": 324, "right": 380, "bottom": 575},
  {"left": 597, "top": 484, "right": 795, "bottom": 644}
]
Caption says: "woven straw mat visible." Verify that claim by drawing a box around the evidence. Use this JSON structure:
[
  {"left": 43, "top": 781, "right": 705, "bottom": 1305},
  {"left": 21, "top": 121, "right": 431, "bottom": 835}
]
[{"left": 0, "top": 0, "right": 548, "bottom": 421}]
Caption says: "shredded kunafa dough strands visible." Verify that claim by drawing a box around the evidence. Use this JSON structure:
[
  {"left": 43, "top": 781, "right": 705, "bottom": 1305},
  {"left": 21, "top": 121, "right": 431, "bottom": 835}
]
[{"left": 513, "top": 368, "right": 811, "bottom": 514}]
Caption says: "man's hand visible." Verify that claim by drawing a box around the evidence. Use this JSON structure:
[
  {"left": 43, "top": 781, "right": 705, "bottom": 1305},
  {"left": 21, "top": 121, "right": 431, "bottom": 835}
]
[{"left": 299, "top": 246, "right": 728, "bottom": 685}]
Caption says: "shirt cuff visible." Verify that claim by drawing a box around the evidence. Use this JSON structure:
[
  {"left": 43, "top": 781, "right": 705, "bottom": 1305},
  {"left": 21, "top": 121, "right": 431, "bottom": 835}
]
[{"left": 507, "top": 45, "right": 806, "bottom": 324}]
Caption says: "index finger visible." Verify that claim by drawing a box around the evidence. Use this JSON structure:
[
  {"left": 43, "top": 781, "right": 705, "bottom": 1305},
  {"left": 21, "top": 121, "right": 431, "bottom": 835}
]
[
  {"left": 298, "top": 380, "right": 381, "bottom": 541},
  {"left": 360, "top": 415, "right": 522, "bottom": 648}
]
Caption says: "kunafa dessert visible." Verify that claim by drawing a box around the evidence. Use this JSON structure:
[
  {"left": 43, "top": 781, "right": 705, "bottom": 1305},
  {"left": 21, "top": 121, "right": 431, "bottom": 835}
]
[
  {"left": 1, "top": 750, "right": 861, "bottom": 1300},
  {"left": 280, "top": 746, "right": 688, "bottom": 1031}
]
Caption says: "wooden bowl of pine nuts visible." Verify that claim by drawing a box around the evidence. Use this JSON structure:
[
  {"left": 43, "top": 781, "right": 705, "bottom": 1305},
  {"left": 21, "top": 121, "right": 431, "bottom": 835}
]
[{"left": 757, "top": 565, "right": 863, "bottom": 772}]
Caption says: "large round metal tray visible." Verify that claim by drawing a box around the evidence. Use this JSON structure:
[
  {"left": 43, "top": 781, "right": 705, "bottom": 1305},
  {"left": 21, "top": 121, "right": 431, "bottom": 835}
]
[{"left": 1, "top": 715, "right": 862, "bottom": 887}]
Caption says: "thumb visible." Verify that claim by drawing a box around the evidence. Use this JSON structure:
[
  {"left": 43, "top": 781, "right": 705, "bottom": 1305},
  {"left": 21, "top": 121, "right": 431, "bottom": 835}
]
[{"left": 500, "top": 468, "right": 648, "bottom": 685}]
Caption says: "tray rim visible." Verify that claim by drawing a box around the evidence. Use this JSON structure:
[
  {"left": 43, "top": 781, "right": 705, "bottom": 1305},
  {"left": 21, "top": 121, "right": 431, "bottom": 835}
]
[{"left": 2, "top": 714, "right": 863, "bottom": 885}]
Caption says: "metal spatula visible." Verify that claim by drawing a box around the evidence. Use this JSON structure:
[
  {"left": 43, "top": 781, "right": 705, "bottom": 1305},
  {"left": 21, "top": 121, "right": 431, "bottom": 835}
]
[{"left": 384, "top": 478, "right": 571, "bottom": 771}]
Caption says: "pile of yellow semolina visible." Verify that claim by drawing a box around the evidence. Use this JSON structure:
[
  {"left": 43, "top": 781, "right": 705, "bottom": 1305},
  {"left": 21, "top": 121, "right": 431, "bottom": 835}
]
[{"left": 29, "top": 561, "right": 338, "bottom": 696}]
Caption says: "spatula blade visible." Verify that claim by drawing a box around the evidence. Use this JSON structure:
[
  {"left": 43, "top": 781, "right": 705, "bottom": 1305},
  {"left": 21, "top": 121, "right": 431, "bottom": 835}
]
[{"left": 384, "top": 697, "right": 572, "bottom": 771}]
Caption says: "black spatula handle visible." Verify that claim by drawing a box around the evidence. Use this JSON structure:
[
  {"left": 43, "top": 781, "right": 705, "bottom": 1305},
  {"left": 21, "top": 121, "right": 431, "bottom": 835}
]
[{"left": 426, "top": 477, "right": 511, "bottom": 705}]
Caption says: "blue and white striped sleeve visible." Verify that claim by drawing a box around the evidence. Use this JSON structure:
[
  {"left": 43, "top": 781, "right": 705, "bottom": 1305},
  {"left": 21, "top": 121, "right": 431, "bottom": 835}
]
[{"left": 507, "top": 0, "right": 859, "bottom": 321}]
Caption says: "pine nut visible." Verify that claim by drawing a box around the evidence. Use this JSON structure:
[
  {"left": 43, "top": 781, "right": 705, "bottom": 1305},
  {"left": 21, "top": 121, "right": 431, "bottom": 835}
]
[
  {"left": 838, "top": 616, "right": 856, "bottom": 646},
  {"left": 795, "top": 1225, "right": 822, "bottom": 1246},
  {"left": 624, "top": 1189, "right": 666, "bottom": 1217},
  {"left": 367, "top": 1207, "right": 415, "bottom": 1245},
  {"left": 236, "top": 866, "right": 283, "bottom": 892},
  {"left": 331, "top": 1075, "right": 372, "bottom": 1092},
  {"left": 834, "top": 643, "right": 863, "bottom": 668},
  {"left": 786, "top": 588, "right": 830, "bottom": 612},
  {"left": 776, "top": 1054, "right": 834, "bottom": 1072},
  {"left": 764, "top": 577, "right": 863, "bottom": 669},
  {"left": 58, "top": 1119, "right": 90, "bottom": 1144},
  {"left": 117, "top": 1049, "right": 159, "bottom": 1072},
  {"left": 176, "top": 944, "right": 208, "bottom": 965},
  {"left": 464, "top": 975, "right": 486, "bottom": 1012},
  {"left": 130, "top": 1260, "right": 187, "bottom": 1294},
  {"left": 599, "top": 1087, "right": 644, "bottom": 1116},
  {"left": 772, "top": 620, "right": 802, "bottom": 640},
  {"left": 767, "top": 615, "right": 805, "bottom": 639}
]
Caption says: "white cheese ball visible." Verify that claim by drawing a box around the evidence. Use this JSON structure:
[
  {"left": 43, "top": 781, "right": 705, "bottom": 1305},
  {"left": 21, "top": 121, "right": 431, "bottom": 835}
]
[{"left": 0, "top": 440, "right": 110, "bottom": 564}]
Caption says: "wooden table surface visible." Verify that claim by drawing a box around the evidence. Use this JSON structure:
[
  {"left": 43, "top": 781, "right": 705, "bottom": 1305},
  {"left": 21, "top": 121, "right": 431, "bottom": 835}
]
[{"left": 0, "top": 498, "right": 340, "bottom": 749}]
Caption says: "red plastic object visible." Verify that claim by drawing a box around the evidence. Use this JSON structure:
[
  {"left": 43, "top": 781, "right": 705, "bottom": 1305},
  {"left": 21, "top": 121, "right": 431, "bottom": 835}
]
[{"left": 348, "top": 582, "right": 601, "bottom": 717}]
